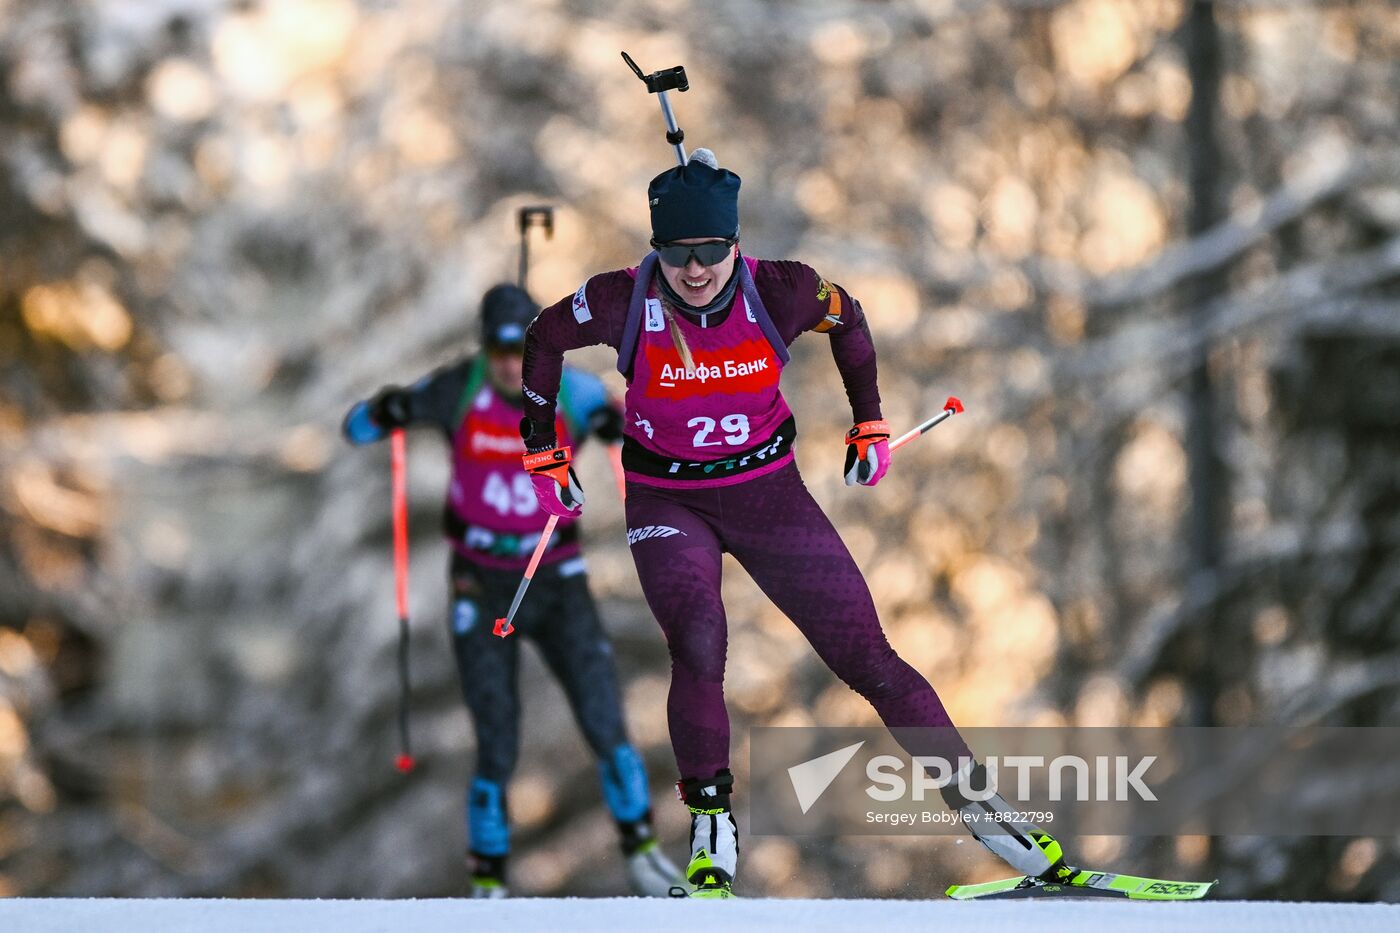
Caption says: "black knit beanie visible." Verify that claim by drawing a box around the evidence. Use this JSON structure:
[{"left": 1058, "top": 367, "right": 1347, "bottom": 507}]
[{"left": 647, "top": 149, "right": 740, "bottom": 242}]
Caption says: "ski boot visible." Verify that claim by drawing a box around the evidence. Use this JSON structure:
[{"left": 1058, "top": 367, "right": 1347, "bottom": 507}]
[
  {"left": 600, "top": 746, "right": 684, "bottom": 896},
  {"left": 619, "top": 816, "right": 685, "bottom": 897},
  {"left": 675, "top": 770, "right": 739, "bottom": 899},
  {"left": 467, "top": 777, "right": 510, "bottom": 897},
  {"left": 467, "top": 852, "right": 508, "bottom": 899},
  {"left": 940, "top": 761, "right": 1075, "bottom": 883},
  {"left": 684, "top": 848, "right": 736, "bottom": 900}
]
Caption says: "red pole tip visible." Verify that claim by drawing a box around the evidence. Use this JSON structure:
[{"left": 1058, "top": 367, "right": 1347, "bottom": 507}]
[
  {"left": 493, "top": 618, "right": 514, "bottom": 638},
  {"left": 395, "top": 754, "right": 416, "bottom": 773},
  {"left": 944, "top": 396, "right": 965, "bottom": 414}
]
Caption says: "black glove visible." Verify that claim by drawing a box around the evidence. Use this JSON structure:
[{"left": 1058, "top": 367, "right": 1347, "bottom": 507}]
[
  {"left": 369, "top": 386, "right": 412, "bottom": 430},
  {"left": 588, "top": 405, "right": 624, "bottom": 444}
]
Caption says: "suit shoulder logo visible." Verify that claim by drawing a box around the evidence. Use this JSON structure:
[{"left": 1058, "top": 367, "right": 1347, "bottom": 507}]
[{"left": 572, "top": 281, "right": 592, "bottom": 323}]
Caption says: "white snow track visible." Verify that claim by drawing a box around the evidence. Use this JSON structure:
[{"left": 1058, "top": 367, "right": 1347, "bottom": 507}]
[{"left": 2, "top": 898, "right": 1397, "bottom": 933}]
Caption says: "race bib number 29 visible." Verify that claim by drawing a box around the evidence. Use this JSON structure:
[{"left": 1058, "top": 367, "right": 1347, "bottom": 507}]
[{"left": 688, "top": 413, "right": 751, "bottom": 448}]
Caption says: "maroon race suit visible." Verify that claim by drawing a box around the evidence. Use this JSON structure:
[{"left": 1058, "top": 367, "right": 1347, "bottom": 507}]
[{"left": 523, "top": 257, "right": 969, "bottom": 780}]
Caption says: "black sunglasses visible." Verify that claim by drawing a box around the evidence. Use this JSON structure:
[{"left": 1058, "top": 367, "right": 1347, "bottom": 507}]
[{"left": 651, "top": 238, "right": 738, "bottom": 268}]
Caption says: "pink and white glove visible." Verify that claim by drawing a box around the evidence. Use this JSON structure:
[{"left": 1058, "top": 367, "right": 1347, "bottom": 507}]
[
  {"left": 523, "top": 445, "right": 585, "bottom": 517},
  {"left": 843, "top": 420, "right": 891, "bottom": 487}
]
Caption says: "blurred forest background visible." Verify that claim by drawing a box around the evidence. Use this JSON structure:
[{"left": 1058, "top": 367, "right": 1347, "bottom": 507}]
[{"left": 3, "top": 0, "right": 1399, "bottom": 903}]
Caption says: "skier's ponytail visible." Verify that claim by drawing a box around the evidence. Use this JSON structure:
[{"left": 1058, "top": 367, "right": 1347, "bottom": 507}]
[{"left": 664, "top": 305, "right": 697, "bottom": 377}]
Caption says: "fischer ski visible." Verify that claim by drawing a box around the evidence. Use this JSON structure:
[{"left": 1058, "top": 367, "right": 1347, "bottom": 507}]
[{"left": 948, "top": 869, "right": 1217, "bottom": 901}]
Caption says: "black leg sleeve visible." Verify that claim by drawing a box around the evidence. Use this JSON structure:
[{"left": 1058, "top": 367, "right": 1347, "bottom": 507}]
[{"left": 448, "top": 556, "right": 522, "bottom": 783}]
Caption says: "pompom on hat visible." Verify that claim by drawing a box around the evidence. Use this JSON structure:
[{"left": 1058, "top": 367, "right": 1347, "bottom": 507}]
[{"left": 647, "top": 148, "right": 740, "bottom": 242}]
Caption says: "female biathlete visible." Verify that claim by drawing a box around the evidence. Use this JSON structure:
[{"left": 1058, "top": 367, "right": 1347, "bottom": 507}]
[{"left": 518, "top": 151, "right": 1072, "bottom": 898}]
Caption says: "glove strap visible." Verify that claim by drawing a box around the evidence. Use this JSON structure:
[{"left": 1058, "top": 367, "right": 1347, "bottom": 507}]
[
  {"left": 522, "top": 446, "right": 573, "bottom": 486},
  {"left": 845, "top": 419, "right": 890, "bottom": 458}
]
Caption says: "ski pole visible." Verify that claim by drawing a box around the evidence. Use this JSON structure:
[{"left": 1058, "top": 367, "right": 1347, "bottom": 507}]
[
  {"left": 493, "top": 205, "right": 566, "bottom": 639},
  {"left": 517, "top": 206, "right": 554, "bottom": 293},
  {"left": 389, "top": 428, "right": 415, "bottom": 773},
  {"left": 891, "top": 396, "right": 965, "bottom": 453},
  {"left": 494, "top": 442, "right": 621, "bottom": 639},
  {"left": 499, "top": 399, "right": 961, "bottom": 645},
  {"left": 494, "top": 514, "right": 558, "bottom": 637},
  {"left": 622, "top": 51, "right": 690, "bottom": 166}
]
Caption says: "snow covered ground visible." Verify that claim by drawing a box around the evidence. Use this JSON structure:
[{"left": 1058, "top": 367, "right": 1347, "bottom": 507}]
[{"left": 2, "top": 898, "right": 1397, "bottom": 933}]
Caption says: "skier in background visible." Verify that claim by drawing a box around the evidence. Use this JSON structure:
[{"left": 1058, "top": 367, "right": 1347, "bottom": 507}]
[
  {"left": 518, "top": 150, "right": 1073, "bottom": 897},
  {"left": 343, "top": 284, "right": 682, "bottom": 898}
]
